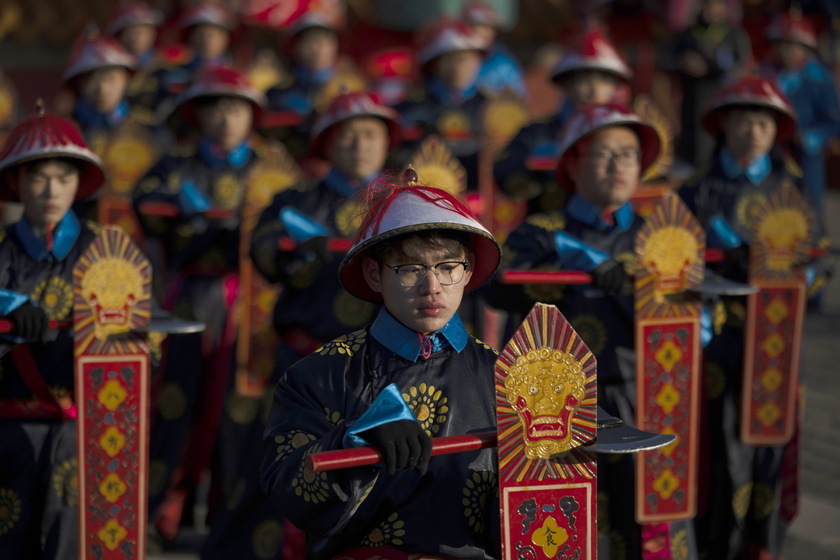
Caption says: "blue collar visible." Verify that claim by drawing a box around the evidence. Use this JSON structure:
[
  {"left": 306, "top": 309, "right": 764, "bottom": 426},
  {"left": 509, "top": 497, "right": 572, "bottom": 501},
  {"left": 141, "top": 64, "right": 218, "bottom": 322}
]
[
  {"left": 370, "top": 308, "right": 468, "bottom": 362},
  {"left": 566, "top": 194, "right": 634, "bottom": 231},
  {"left": 719, "top": 147, "right": 771, "bottom": 185},
  {"left": 323, "top": 167, "right": 381, "bottom": 197},
  {"left": 293, "top": 64, "right": 334, "bottom": 87},
  {"left": 73, "top": 98, "right": 129, "bottom": 130},
  {"left": 13, "top": 211, "right": 80, "bottom": 262},
  {"left": 426, "top": 75, "right": 478, "bottom": 106},
  {"left": 198, "top": 137, "right": 253, "bottom": 169}
]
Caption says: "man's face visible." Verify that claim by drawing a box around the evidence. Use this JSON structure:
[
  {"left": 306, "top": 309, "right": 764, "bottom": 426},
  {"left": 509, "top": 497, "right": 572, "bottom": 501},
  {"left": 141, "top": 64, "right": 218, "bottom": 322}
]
[
  {"left": 773, "top": 40, "right": 808, "bottom": 69},
  {"left": 432, "top": 50, "right": 483, "bottom": 91},
  {"left": 569, "top": 126, "right": 642, "bottom": 210},
  {"left": 565, "top": 71, "right": 618, "bottom": 106},
  {"left": 294, "top": 28, "right": 338, "bottom": 72},
  {"left": 80, "top": 67, "right": 130, "bottom": 114},
  {"left": 119, "top": 24, "right": 157, "bottom": 56},
  {"left": 328, "top": 117, "right": 390, "bottom": 181},
  {"left": 721, "top": 109, "right": 777, "bottom": 163},
  {"left": 468, "top": 23, "right": 496, "bottom": 45},
  {"left": 19, "top": 160, "right": 80, "bottom": 231},
  {"left": 362, "top": 242, "right": 473, "bottom": 334},
  {"left": 197, "top": 97, "right": 253, "bottom": 150},
  {"left": 190, "top": 24, "right": 229, "bottom": 61},
  {"left": 701, "top": 0, "right": 728, "bottom": 25}
]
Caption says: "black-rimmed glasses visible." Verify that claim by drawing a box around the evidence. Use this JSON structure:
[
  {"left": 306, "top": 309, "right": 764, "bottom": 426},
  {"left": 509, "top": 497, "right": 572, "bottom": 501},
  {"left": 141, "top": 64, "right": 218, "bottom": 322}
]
[{"left": 386, "top": 261, "right": 470, "bottom": 287}]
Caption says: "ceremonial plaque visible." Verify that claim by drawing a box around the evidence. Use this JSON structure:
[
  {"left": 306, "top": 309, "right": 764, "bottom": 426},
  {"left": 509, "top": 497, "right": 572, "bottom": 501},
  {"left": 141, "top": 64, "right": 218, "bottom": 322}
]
[
  {"left": 236, "top": 143, "right": 302, "bottom": 396},
  {"left": 408, "top": 135, "right": 467, "bottom": 199},
  {"left": 741, "top": 182, "right": 810, "bottom": 445},
  {"left": 496, "top": 303, "right": 598, "bottom": 559},
  {"left": 74, "top": 226, "right": 152, "bottom": 559},
  {"left": 634, "top": 193, "right": 703, "bottom": 522}
]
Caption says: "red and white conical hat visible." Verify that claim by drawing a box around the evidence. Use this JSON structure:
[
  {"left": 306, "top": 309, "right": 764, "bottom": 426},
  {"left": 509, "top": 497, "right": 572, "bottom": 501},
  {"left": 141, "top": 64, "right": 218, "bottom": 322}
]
[
  {"left": 702, "top": 75, "right": 797, "bottom": 143},
  {"left": 63, "top": 36, "right": 136, "bottom": 82},
  {"left": 106, "top": 1, "right": 164, "bottom": 35},
  {"left": 175, "top": 66, "right": 267, "bottom": 125},
  {"left": 550, "top": 27, "right": 632, "bottom": 84},
  {"left": 340, "top": 179, "right": 501, "bottom": 303},
  {"left": 461, "top": 0, "right": 502, "bottom": 28},
  {"left": 0, "top": 103, "right": 105, "bottom": 202},
  {"left": 310, "top": 91, "right": 402, "bottom": 158},
  {"left": 417, "top": 20, "right": 488, "bottom": 66},
  {"left": 178, "top": 3, "right": 237, "bottom": 31},
  {"left": 287, "top": 10, "right": 340, "bottom": 36},
  {"left": 555, "top": 104, "right": 661, "bottom": 191},
  {"left": 766, "top": 9, "right": 818, "bottom": 50}
]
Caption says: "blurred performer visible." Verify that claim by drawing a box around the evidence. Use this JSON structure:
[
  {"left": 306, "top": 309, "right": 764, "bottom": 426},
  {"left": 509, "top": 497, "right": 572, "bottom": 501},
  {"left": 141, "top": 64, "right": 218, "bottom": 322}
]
[
  {"left": 133, "top": 66, "right": 266, "bottom": 540},
  {"left": 201, "top": 90, "right": 402, "bottom": 560},
  {"left": 493, "top": 27, "right": 631, "bottom": 214},
  {"left": 460, "top": 0, "right": 527, "bottom": 99},
  {"left": 762, "top": 9, "right": 840, "bottom": 210},
  {"left": 679, "top": 75, "right": 831, "bottom": 560},
  {"left": 396, "top": 19, "right": 488, "bottom": 191},
  {"left": 673, "top": 0, "right": 751, "bottom": 165},
  {"left": 363, "top": 47, "right": 417, "bottom": 107},
  {"left": 487, "top": 104, "right": 703, "bottom": 559},
  {"left": 0, "top": 106, "right": 105, "bottom": 559}
]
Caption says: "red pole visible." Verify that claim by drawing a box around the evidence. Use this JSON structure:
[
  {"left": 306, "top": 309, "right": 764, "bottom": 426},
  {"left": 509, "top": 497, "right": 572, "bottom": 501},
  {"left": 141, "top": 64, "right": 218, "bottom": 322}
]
[
  {"left": 501, "top": 270, "right": 593, "bottom": 285},
  {"left": 0, "top": 319, "right": 73, "bottom": 333},
  {"left": 276, "top": 238, "right": 353, "bottom": 252}
]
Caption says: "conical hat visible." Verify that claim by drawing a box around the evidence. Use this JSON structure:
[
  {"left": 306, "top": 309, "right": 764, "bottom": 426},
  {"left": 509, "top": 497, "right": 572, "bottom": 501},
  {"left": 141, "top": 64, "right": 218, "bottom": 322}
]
[
  {"left": 63, "top": 36, "right": 136, "bottom": 82},
  {"left": 340, "top": 181, "right": 501, "bottom": 303},
  {"left": 310, "top": 91, "right": 401, "bottom": 158},
  {"left": 461, "top": 1, "right": 502, "bottom": 28},
  {"left": 179, "top": 3, "right": 237, "bottom": 31},
  {"left": 555, "top": 104, "right": 661, "bottom": 191},
  {"left": 766, "top": 10, "right": 817, "bottom": 50},
  {"left": 702, "top": 75, "right": 797, "bottom": 143},
  {"left": 551, "top": 27, "right": 632, "bottom": 83},
  {"left": 175, "top": 66, "right": 267, "bottom": 126},
  {"left": 417, "top": 20, "right": 488, "bottom": 66},
  {"left": 106, "top": 2, "right": 164, "bottom": 35},
  {"left": 288, "top": 11, "right": 340, "bottom": 37},
  {"left": 0, "top": 104, "right": 104, "bottom": 202}
]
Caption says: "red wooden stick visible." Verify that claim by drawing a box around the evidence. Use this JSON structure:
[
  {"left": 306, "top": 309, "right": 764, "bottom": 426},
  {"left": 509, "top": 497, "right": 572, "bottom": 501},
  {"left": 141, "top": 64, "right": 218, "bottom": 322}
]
[
  {"left": 276, "top": 238, "right": 353, "bottom": 252},
  {"left": 0, "top": 319, "right": 73, "bottom": 333},
  {"left": 138, "top": 201, "right": 235, "bottom": 220},
  {"left": 501, "top": 270, "right": 593, "bottom": 285},
  {"left": 306, "top": 431, "right": 498, "bottom": 472}
]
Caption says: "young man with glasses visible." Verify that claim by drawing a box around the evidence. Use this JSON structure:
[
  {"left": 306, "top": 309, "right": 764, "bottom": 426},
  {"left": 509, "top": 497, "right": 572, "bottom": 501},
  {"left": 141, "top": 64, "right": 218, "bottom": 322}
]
[
  {"left": 488, "top": 104, "right": 701, "bottom": 559},
  {"left": 261, "top": 179, "right": 503, "bottom": 559}
]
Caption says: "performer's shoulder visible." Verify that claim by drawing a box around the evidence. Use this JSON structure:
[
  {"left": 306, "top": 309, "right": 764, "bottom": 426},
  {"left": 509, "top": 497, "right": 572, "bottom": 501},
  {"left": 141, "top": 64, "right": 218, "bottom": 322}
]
[{"left": 469, "top": 336, "right": 500, "bottom": 358}]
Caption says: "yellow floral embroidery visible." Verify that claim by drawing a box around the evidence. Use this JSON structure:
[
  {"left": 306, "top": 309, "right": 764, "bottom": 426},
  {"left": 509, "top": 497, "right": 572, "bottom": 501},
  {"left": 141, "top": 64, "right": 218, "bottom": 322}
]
[
  {"left": 751, "top": 482, "right": 775, "bottom": 520},
  {"left": 30, "top": 276, "right": 73, "bottom": 320},
  {"left": 333, "top": 291, "right": 375, "bottom": 328},
  {"left": 472, "top": 337, "right": 497, "bottom": 354},
  {"left": 324, "top": 408, "right": 344, "bottom": 427},
  {"left": 568, "top": 314, "right": 607, "bottom": 357},
  {"left": 293, "top": 444, "right": 330, "bottom": 503},
  {"left": 251, "top": 519, "right": 284, "bottom": 559},
  {"left": 226, "top": 393, "right": 261, "bottom": 425},
  {"left": 733, "top": 482, "right": 753, "bottom": 519},
  {"left": 704, "top": 361, "right": 727, "bottom": 401},
  {"left": 0, "top": 487, "right": 22, "bottom": 535},
  {"left": 212, "top": 173, "right": 244, "bottom": 210},
  {"left": 360, "top": 512, "right": 406, "bottom": 547},
  {"left": 462, "top": 470, "right": 496, "bottom": 535},
  {"left": 156, "top": 382, "right": 187, "bottom": 421},
  {"left": 316, "top": 330, "right": 366, "bottom": 357},
  {"left": 147, "top": 460, "right": 169, "bottom": 497},
  {"left": 52, "top": 458, "right": 78, "bottom": 506},
  {"left": 525, "top": 212, "right": 566, "bottom": 232},
  {"left": 403, "top": 383, "right": 448, "bottom": 436},
  {"left": 335, "top": 200, "right": 363, "bottom": 237},
  {"left": 670, "top": 528, "right": 689, "bottom": 560},
  {"left": 275, "top": 431, "right": 316, "bottom": 464}
]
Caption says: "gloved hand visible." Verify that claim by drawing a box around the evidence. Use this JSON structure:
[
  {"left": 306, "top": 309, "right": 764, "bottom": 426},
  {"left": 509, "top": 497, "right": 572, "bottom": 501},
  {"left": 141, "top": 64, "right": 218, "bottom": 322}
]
[
  {"left": 8, "top": 301, "right": 48, "bottom": 342},
  {"left": 298, "top": 235, "right": 331, "bottom": 263},
  {"left": 591, "top": 258, "right": 629, "bottom": 293},
  {"left": 359, "top": 420, "right": 432, "bottom": 475}
]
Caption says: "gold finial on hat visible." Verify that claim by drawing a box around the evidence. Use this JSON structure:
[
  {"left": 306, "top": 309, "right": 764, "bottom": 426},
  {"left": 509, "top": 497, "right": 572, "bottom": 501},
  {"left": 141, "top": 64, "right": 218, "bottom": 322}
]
[
  {"left": 402, "top": 165, "right": 418, "bottom": 186},
  {"left": 35, "top": 98, "right": 46, "bottom": 116}
]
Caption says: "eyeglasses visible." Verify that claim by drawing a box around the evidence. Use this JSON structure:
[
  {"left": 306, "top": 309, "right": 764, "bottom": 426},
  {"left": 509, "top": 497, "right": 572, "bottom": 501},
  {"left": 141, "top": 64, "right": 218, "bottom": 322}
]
[
  {"left": 583, "top": 150, "right": 642, "bottom": 167},
  {"left": 386, "top": 261, "right": 470, "bottom": 287}
]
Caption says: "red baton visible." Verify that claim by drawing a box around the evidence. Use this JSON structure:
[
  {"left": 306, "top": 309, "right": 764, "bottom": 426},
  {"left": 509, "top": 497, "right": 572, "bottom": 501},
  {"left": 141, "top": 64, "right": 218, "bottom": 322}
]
[
  {"left": 138, "top": 201, "right": 235, "bottom": 220},
  {"left": 277, "top": 238, "right": 353, "bottom": 252},
  {"left": 501, "top": 270, "right": 593, "bottom": 285},
  {"left": 0, "top": 319, "right": 73, "bottom": 333},
  {"left": 306, "top": 431, "right": 498, "bottom": 472}
]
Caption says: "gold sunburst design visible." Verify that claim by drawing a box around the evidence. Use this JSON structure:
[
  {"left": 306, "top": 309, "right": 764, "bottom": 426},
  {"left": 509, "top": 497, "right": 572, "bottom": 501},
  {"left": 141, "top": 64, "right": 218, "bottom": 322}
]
[
  {"left": 314, "top": 70, "right": 367, "bottom": 113},
  {"left": 483, "top": 94, "right": 529, "bottom": 149},
  {"left": 639, "top": 226, "right": 700, "bottom": 294},
  {"left": 335, "top": 200, "right": 363, "bottom": 237},
  {"left": 360, "top": 512, "right": 406, "bottom": 548},
  {"left": 212, "top": 173, "right": 244, "bottom": 210},
  {"left": 409, "top": 136, "right": 467, "bottom": 197},
  {"left": 462, "top": 470, "right": 497, "bottom": 535},
  {"left": 755, "top": 208, "right": 809, "bottom": 271},
  {"left": 294, "top": 444, "right": 330, "bottom": 503},
  {"left": 316, "top": 329, "right": 367, "bottom": 356},
  {"left": 634, "top": 94, "right": 674, "bottom": 182},
  {"left": 735, "top": 192, "right": 768, "bottom": 233},
  {"left": 402, "top": 383, "right": 449, "bottom": 436},
  {"left": 569, "top": 314, "right": 607, "bottom": 357},
  {"left": 436, "top": 110, "right": 472, "bottom": 140},
  {"left": 274, "top": 430, "right": 316, "bottom": 464},
  {"left": 52, "top": 458, "right": 78, "bottom": 507},
  {"left": 251, "top": 519, "right": 284, "bottom": 560},
  {"left": 732, "top": 482, "right": 753, "bottom": 519},
  {"left": 30, "top": 276, "right": 73, "bottom": 320},
  {"left": 245, "top": 145, "right": 302, "bottom": 216},
  {"left": 0, "top": 487, "right": 22, "bottom": 536},
  {"left": 333, "top": 290, "right": 375, "bottom": 328},
  {"left": 103, "top": 123, "right": 157, "bottom": 195}
]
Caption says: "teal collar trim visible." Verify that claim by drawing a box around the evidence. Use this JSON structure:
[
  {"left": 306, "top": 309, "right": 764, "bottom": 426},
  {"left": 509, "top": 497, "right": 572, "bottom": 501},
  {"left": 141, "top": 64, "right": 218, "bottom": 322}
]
[{"left": 13, "top": 211, "right": 80, "bottom": 262}]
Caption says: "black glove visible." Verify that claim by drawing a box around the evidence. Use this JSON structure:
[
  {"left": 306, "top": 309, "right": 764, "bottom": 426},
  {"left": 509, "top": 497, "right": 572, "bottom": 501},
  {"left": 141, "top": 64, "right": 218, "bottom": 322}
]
[
  {"left": 359, "top": 420, "right": 432, "bottom": 475},
  {"left": 298, "top": 235, "right": 331, "bottom": 263},
  {"left": 8, "top": 301, "right": 48, "bottom": 342},
  {"left": 591, "top": 258, "right": 629, "bottom": 294}
]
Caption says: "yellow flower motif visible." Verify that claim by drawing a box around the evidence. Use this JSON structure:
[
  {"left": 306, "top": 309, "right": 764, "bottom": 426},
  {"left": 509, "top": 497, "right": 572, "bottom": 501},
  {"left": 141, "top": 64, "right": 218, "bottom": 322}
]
[
  {"left": 531, "top": 516, "right": 568, "bottom": 558},
  {"left": 316, "top": 330, "right": 367, "bottom": 357},
  {"left": 569, "top": 314, "right": 607, "bottom": 357},
  {"left": 335, "top": 200, "right": 363, "bottom": 237},
  {"left": 0, "top": 487, "right": 21, "bottom": 535},
  {"left": 251, "top": 519, "right": 284, "bottom": 560},
  {"left": 670, "top": 528, "right": 689, "bottom": 560},
  {"left": 461, "top": 470, "right": 497, "bottom": 535},
  {"left": 275, "top": 430, "right": 316, "bottom": 464},
  {"left": 751, "top": 482, "right": 776, "bottom": 520},
  {"left": 51, "top": 458, "right": 78, "bottom": 506},
  {"left": 333, "top": 291, "right": 375, "bottom": 328},
  {"left": 156, "top": 382, "right": 187, "bottom": 421},
  {"left": 360, "top": 512, "right": 406, "bottom": 547},
  {"left": 30, "top": 276, "right": 73, "bottom": 320},
  {"left": 732, "top": 482, "right": 754, "bottom": 519},
  {"left": 148, "top": 460, "right": 169, "bottom": 497},
  {"left": 293, "top": 444, "right": 330, "bottom": 504},
  {"left": 100, "top": 426, "right": 126, "bottom": 458},
  {"left": 226, "top": 393, "right": 261, "bottom": 425},
  {"left": 212, "top": 173, "right": 244, "bottom": 210},
  {"left": 324, "top": 408, "right": 344, "bottom": 427},
  {"left": 402, "top": 383, "right": 448, "bottom": 436},
  {"left": 99, "top": 473, "right": 127, "bottom": 504},
  {"left": 704, "top": 361, "right": 727, "bottom": 400},
  {"left": 525, "top": 212, "right": 566, "bottom": 232},
  {"left": 652, "top": 468, "right": 681, "bottom": 501},
  {"left": 97, "top": 379, "right": 127, "bottom": 412},
  {"left": 472, "top": 337, "right": 498, "bottom": 354},
  {"left": 97, "top": 518, "right": 128, "bottom": 551}
]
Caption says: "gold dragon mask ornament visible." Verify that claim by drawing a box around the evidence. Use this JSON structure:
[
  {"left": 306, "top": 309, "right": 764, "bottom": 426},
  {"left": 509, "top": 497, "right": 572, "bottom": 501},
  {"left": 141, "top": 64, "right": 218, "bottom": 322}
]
[
  {"left": 755, "top": 208, "right": 809, "bottom": 272},
  {"left": 639, "top": 226, "right": 699, "bottom": 294},
  {"left": 79, "top": 257, "right": 145, "bottom": 339}
]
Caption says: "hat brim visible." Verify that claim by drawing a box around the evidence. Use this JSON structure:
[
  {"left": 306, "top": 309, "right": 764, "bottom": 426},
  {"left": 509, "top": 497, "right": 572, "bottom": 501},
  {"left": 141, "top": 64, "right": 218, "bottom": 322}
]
[
  {"left": 176, "top": 92, "right": 266, "bottom": 128},
  {"left": 339, "top": 222, "right": 502, "bottom": 304},
  {"left": 702, "top": 102, "right": 797, "bottom": 144},
  {"left": 310, "top": 114, "right": 403, "bottom": 159},
  {"left": 0, "top": 152, "right": 105, "bottom": 202}
]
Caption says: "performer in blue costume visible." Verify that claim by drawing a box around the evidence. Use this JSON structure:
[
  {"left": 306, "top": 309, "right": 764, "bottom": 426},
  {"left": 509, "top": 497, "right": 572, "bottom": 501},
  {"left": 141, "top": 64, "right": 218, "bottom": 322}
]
[
  {"left": 261, "top": 178, "right": 503, "bottom": 559},
  {"left": 493, "top": 26, "right": 632, "bottom": 215},
  {"left": 487, "top": 104, "right": 704, "bottom": 559},
  {"left": 0, "top": 106, "right": 105, "bottom": 559},
  {"left": 201, "top": 90, "right": 402, "bottom": 560},
  {"left": 679, "top": 74, "right": 832, "bottom": 560}
]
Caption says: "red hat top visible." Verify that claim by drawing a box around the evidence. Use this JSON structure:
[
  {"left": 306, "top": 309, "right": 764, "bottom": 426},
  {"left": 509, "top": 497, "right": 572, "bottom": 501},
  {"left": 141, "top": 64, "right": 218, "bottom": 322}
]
[
  {"left": 0, "top": 103, "right": 105, "bottom": 202},
  {"left": 310, "top": 91, "right": 402, "bottom": 159},
  {"left": 766, "top": 9, "right": 818, "bottom": 50},
  {"left": 178, "top": 3, "right": 237, "bottom": 31},
  {"left": 175, "top": 66, "right": 267, "bottom": 125},
  {"left": 364, "top": 48, "right": 416, "bottom": 81},
  {"left": 63, "top": 35, "right": 136, "bottom": 83},
  {"left": 551, "top": 27, "right": 632, "bottom": 84},
  {"left": 106, "top": 1, "right": 164, "bottom": 35},
  {"left": 555, "top": 104, "right": 661, "bottom": 191},
  {"left": 339, "top": 177, "right": 501, "bottom": 303},
  {"left": 417, "top": 19, "right": 488, "bottom": 66},
  {"left": 461, "top": 0, "right": 502, "bottom": 28},
  {"left": 287, "top": 10, "right": 341, "bottom": 37},
  {"left": 702, "top": 75, "right": 797, "bottom": 143}
]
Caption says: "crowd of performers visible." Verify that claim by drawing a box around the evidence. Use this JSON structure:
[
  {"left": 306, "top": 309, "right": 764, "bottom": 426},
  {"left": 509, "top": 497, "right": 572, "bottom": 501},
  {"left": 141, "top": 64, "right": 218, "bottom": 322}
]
[{"left": 0, "top": 0, "right": 837, "bottom": 559}]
